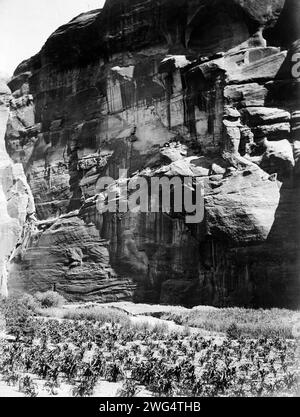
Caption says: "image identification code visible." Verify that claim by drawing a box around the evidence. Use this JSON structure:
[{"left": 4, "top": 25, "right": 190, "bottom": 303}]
[{"left": 99, "top": 401, "right": 201, "bottom": 414}]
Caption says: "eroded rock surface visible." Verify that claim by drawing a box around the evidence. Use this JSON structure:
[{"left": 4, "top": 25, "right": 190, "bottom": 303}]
[
  {"left": 2, "top": 0, "right": 300, "bottom": 307},
  {"left": 0, "top": 78, "right": 35, "bottom": 297}
]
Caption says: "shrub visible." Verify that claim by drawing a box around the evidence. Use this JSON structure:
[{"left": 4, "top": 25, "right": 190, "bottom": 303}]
[
  {"left": 182, "top": 323, "right": 191, "bottom": 337},
  {"left": 226, "top": 323, "right": 242, "bottom": 339},
  {"left": 19, "top": 294, "right": 39, "bottom": 312},
  {"left": 152, "top": 322, "right": 169, "bottom": 336},
  {"left": 34, "top": 291, "right": 66, "bottom": 308},
  {"left": 117, "top": 379, "right": 140, "bottom": 397},
  {"left": 0, "top": 294, "right": 38, "bottom": 336},
  {"left": 19, "top": 375, "right": 38, "bottom": 397}
]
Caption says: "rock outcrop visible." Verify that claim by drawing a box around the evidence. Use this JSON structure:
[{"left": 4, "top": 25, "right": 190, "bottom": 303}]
[
  {"left": 2, "top": 0, "right": 300, "bottom": 307},
  {"left": 0, "top": 78, "right": 35, "bottom": 297}
]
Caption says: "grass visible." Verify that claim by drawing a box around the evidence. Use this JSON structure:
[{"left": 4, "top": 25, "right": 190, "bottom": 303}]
[
  {"left": 161, "top": 307, "right": 300, "bottom": 339},
  {"left": 130, "top": 320, "right": 170, "bottom": 336},
  {"left": 52, "top": 306, "right": 131, "bottom": 326},
  {"left": 2, "top": 293, "right": 299, "bottom": 340},
  {"left": 35, "top": 307, "right": 66, "bottom": 319},
  {"left": 35, "top": 304, "right": 178, "bottom": 338},
  {"left": 39, "top": 305, "right": 173, "bottom": 335}
]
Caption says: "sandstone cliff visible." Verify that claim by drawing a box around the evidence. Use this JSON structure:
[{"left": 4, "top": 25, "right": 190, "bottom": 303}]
[
  {"left": 2, "top": 0, "right": 300, "bottom": 307},
  {"left": 0, "top": 77, "right": 35, "bottom": 297}
]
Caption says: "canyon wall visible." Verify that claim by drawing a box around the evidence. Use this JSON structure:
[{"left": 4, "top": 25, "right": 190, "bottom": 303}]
[
  {"left": 2, "top": 0, "right": 300, "bottom": 307},
  {"left": 0, "top": 77, "right": 35, "bottom": 297}
]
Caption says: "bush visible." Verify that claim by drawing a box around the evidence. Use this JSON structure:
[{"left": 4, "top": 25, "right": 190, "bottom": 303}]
[
  {"left": 19, "top": 375, "right": 38, "bottom": 397},
  {"left": 34, "top": 291, "right": 66, "bottom": 308},
  {"left": 117, "top": 379, "right": 140, "bottom": 397},
  {"left": 19, "top": 294, "right": 39, "bottom": 312},
  {"left": 0, "top": 294, "right": 36, "bottom": 337},
  {"left": 226, "top": 323, "right": 242, "bottom": 339}
]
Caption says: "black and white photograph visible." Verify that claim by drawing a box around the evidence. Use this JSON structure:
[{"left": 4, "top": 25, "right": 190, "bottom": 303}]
[{"left": 0, "top": 0, "right": 300, "bottom": 406}]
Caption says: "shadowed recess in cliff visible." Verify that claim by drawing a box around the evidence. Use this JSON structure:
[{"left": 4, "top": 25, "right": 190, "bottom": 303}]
[{"left": 12, "top": 0, "right": 297, "bottom": 73}]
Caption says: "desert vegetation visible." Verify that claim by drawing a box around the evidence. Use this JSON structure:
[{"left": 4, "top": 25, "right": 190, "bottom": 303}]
[
  {"left": 0, "top": 294, "right": 299, "bottom": 397},
  {"left": 160, "top": 307, "right": 300, "bottom": 339}
]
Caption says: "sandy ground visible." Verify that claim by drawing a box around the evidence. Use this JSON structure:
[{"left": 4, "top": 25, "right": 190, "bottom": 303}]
[
  {"left": 0, "top": 376, "right": 122, "bottom": 397},
  {"left": 50, "top": 302, "right": 220, "bottom": 336},
  {"left": 0, "top": 380, "right": 24, "bottom": 397},
  {"left": 0, "top": 371, "right": 152, "bottom": 397}
]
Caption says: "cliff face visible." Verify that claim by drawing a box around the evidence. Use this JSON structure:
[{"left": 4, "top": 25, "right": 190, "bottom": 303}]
[
  {"left": 3, "top": 0, "right": 300, "bottom": 307},
  {"left": 0, "top": 78, "right": 35, "bottom": 297}
]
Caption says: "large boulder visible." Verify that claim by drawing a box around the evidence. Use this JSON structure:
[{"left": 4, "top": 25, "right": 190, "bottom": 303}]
[{"left": 260, "top": 139, "right": 295, "bottom": 177}]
